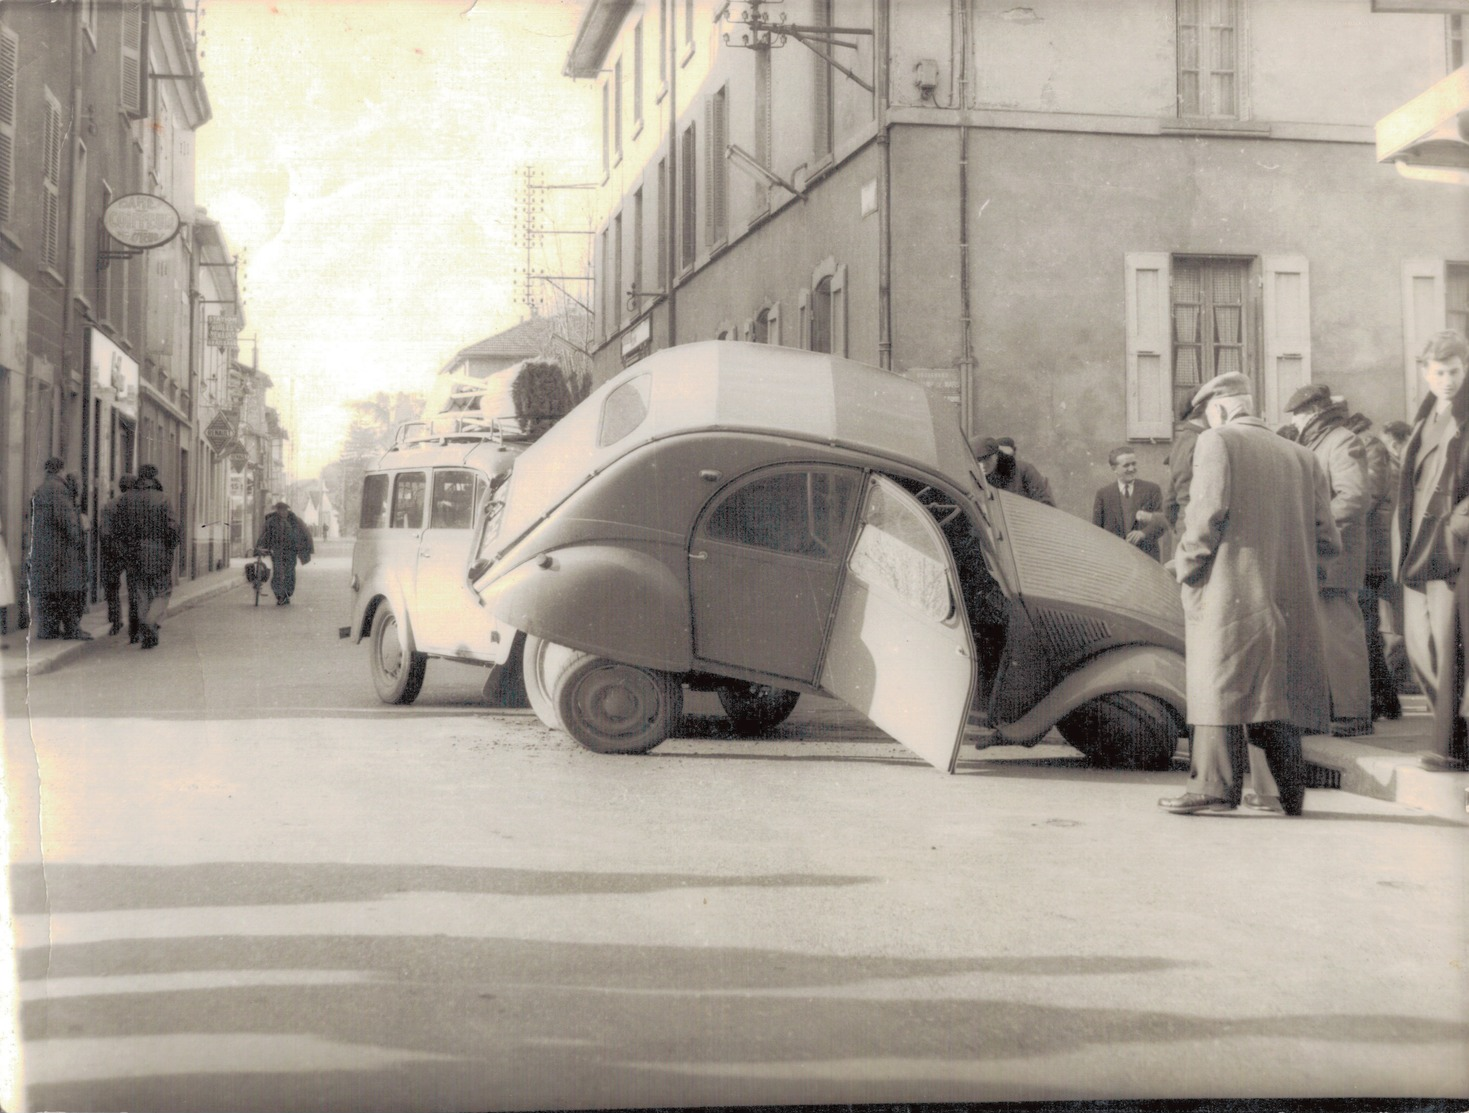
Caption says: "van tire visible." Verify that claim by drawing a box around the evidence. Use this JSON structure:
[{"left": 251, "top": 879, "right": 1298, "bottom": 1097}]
[
  {"left": 1056, "top": 692, "right": 1180, "bottom": 771},
  {"left": 522, "top": 634, "right": 568, "bottom": 730},
  {"left": 552, "top": 652, "right": 683, "bottom": 754},
  {"left": 717, "top": 683, "right": 800, "bottom": 734},
  {"left": 370, "top": 602, "right": 427, "bottom": 705}
]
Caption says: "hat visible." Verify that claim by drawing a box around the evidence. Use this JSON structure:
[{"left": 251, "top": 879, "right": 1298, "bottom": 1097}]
[
  {"left": 274, "top": 500, "right": 290, "bottom": 511},
  {"left": 968, "top": 435, "right": 999, "bottom": 461},
  {"left": 1190, "top": 372, "right": 1252, "bottom": 410},
  {"left": 118, "top": 473, "right": 136, "bottom": 491},
  {"left": 1344, "top": 412, "right": 1371, "bottom": 434},
  {"left": 1283, "top": 383, "right": 1332, "bottom": 414},
  {"left": 137, "top": 463, "right": 159, "bottom": 481},
  {"left": 996, "top": 436, "right": 1016, "bottom": 456},
  {"left": 43, "top": 456, "right": 64, "bottom": 474}
]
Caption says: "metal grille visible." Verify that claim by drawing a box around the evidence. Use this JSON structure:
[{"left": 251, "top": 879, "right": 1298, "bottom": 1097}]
[
  {"left": 1304, "top": 763, "right": 1341, "bottom": 790},
  {"left": 1033, "top": 608, "right": 1113, "bottom": 666}
]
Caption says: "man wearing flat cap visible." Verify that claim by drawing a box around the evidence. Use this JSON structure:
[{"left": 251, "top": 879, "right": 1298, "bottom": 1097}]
[
  {"left": 254, "top": 500, "right": 314, "bottom": 606},
  {"left": 969, "top": 434, "right": 1056, "bottom": 506},
  {"left": 1284, "top": 383, "right": 1373, "bottom": 737},
  {"left": 1160, "top": 371, "right": 1340, "bottom": 816}
]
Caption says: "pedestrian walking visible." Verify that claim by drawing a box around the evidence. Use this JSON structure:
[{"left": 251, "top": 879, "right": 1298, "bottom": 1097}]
[
  {"left": 26, "top": 457, "right": 90, "bottom": 641},
  {"left": 1091, "top": 447, "right": 1166, "bottom": 560},
  {"left": 254, "top": 500, "right": 314, "bottom": 606},
  {"left": 98, "top": 474, "right": 139, "bottom": 638},
  {"left": 111, "top": 463, "right": 179, "bottom": 650},
  {"left": 1344, "top": 412, "right": 1401, "bottom": 721},
  {"left": 1160, "top": 372, "right": 1340, "bottom": 816},
  {"left": 1284, "top": 384, "right": 1373, "bottom": 737},
  {"left": 1393, "top": 328, "right": 1469, "bottom": 772}
]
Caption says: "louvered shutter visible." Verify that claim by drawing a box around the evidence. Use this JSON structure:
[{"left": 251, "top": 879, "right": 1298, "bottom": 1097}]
[
  {"left": 1260, "top": 255, "right": 1311, "bottom": 427},
  {"left": 41, "top": 95, "right": 63, "bottom": 267},
  {"left": 833, "top": 264, "right": 847, "bottom": 357},
  {"left": 703, "top": 96, "right": 713, "bottom": 247},
  {"left": 798, "top": 288, "right": 810, "bottom": 349},
  {"left": 1401, "top": 259, "right": 1446, "bottom": 417},
  {"left": 121, "top": 1, "right": 144, "bottom": 118},
  {"left": 0, "top": 28, "right": 16, "bottom": 226},
  {"left": 1123, "top": 253, "right": 1173, "bottom": 439}
]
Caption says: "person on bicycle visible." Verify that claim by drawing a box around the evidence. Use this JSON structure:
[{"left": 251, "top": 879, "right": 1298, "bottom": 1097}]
[{"left": 254, "top": 500, "right": 314, "bottom": 606}]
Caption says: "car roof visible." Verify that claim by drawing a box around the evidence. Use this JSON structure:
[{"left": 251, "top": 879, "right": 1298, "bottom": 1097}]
[{"left": 494, "top": 341, "right": 981, "bottom": 548}]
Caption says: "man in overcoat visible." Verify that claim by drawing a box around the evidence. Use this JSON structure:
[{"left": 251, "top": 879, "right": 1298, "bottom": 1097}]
[
  {"left": 1091, "top": 447, "right": 1166, "bottom": 561},
  {"left": 1160, "top": 372, "right": 1340, "bottom": 816},
  {"left": 1344, "top": 412, "right": 1401, "bottom": 721},
  {"left": 1285, "top": 384, "right": 1373, "bottom": 737},
  {"left": 26, "top": 457, "right": 89, "bottom": 640},
  {"left": 254, "top": 500, "right": 314, "bottom": 606},
  {"left": 98, "top": 474, "right": 137, "bottom": 638},
  {"left": 111, "top": 464, "right": 179, "bottom": 650}
]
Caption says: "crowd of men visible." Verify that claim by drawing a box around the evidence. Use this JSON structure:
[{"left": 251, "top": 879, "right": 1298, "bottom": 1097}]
[{"left": 973, "top": 327, "right": 1469, "bottom": 813}]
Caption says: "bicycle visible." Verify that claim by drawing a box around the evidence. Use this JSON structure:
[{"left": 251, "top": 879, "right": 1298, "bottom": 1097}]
[{"left": 244, "top": 549, "right": 272, "bottom": 607}]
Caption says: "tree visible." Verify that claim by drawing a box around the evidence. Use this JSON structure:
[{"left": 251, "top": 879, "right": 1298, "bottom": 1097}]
[
  {"left": 328, "top": 391, "right": 423, "bottom": 534},
  {"left": 511, "top": 360, "right": 575, "bottom": 439}
]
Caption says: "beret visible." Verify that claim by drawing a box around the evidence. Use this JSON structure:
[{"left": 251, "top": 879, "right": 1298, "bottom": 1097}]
[
  {"left": 274, "top": 500, "right": 290, "bottom": 511},
  {"left": 1283, "top": 382, "right": 1332, "bottom": 413},
  {"left": 137, "top": 463, "right": 159, "bottom": 481},
  {"left": 1190, "top": 371, "right": 1252, "bottom": 409},
  {"left": 968, "top": 435, "right": 999, "bottom": 460}
]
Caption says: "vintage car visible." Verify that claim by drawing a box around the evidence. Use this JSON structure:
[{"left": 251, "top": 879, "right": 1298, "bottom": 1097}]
[{"left": 463, "top": 341, "right": 1187, "bottom": 773}]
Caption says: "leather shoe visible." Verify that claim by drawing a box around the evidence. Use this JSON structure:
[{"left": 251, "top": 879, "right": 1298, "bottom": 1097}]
[
  {"left": 1243, "top": 792, "right": 1284, "bottom": 813},
  {"left": 108, "top": 622, "right": 123, "bottom": 636},
  {"left": 1158, "top": 792, "right": 1235, "bottom": 815},
  {"left": 1331, "top": 717, "right": 1374, "bottom": 738},
  {"left": 1419, "top": 753, "right": 1469, "bottom": 772}
]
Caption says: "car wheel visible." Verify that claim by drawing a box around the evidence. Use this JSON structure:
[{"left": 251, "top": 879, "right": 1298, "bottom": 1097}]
[
  {"left": 717, "top": 683, "right": 800, "bottom": 735},
  {"left": 370, "top": 602, "right": 427, "bottom": 705},
  {"left": 552, "top": 653, "right": 683, "bottom": 755},
  {"left": 1056, "top": 692, "right": 1180, "bottom": 771}
]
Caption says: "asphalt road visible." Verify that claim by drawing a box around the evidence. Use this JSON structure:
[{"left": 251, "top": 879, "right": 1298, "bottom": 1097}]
[{"left": 2, "top": 547, "right": 1466, "bottom": 1111}]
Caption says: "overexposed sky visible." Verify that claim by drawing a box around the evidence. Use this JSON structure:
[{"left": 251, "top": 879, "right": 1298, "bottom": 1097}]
[{"left": 195, "top": 0, "right": 598, "bottom": 476}]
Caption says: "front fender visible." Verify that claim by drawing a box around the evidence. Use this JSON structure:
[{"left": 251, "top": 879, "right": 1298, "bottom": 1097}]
[
  {"left": 993, "top": 644, "right": 1186, "bottom": 745},
  {"left": 481, "top": 543, "right": 692, "bottom": 673}
]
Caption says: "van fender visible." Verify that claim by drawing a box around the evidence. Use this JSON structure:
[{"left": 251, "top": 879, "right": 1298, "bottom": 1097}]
[
  {"left": 994, "top": 644, "right": 1186, "bottom": 745},
  {"left": 356, "top": 577, "right": 417, "bottom": 655},
  {"left": 482, "top": 544, "right": 692, "bottom": 673}
]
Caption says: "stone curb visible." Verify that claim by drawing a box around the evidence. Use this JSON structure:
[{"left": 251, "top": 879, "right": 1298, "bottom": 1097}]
[{"left": 1302, "top": 732, "right": 1468, "bottom": 824}]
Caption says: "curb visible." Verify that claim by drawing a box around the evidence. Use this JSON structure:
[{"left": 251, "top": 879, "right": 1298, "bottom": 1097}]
[{"left": 1302, "top": 732, "right": 1468, "bottom": 824}]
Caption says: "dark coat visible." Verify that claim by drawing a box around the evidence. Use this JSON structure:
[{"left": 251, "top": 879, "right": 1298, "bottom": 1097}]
[
  {"left": 111, "top": 481, "right": 179, "bottom": 587},
  {"left": 1165, "top": 417, "right": 1207, "bottom": 532},
  {"left": 27, "top": 473, "right": 86, "bottom": 594},
  {"left": 255, "top": 510, "right": 313, "bottom": 563},
  {"left": 990, "top": 455, "right": 1055, "bottom": 506},
  {"left": 1360, "top": 432, "right": 1394, "bottom": 577},
  {"left": 1299, "top": 408, "right": 1369, "bottom": 592},
  {"left": 1091, "top": 478, "right": 1166, "bottom": 561}
]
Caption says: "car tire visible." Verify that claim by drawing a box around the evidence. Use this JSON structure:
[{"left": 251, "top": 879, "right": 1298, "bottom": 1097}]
[
  {"left": 370, "top": 602, "right": 427, "bottom": 705},
  {"left": 717, "top": 683, "right": 800, "bottom": 735},
  {"left": 1056, "top": 692, "right": 1181, "bottom": 771},
  {"left": 552, "top": 652, "right": 683, "bottom": 755}
]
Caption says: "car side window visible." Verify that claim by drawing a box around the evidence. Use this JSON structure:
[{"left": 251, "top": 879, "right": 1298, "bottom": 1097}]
[
  {"left": 701, "top": 469, "right": 859, "bottom": 559},
  {"left": 430, "top": 469, "right": 478, "bottom": 530},
  {"left": 847, "top": 477, "right": 954, "bottom": 621},
  {"left": 391, "top": 471, "right": 427, "bottom": 530},
  {"left": 360, "top": 473, "right": 390, "bottom": 530}
]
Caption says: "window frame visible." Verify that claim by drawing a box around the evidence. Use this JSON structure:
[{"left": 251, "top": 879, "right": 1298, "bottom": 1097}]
[
  {"left": 1175, "top": 0, "right": 1244, "bottom": 121},
  {"left": 679, "top": 122, "right": 697, "bottom": 273},
  {"left": 390, "top": 470, "right": 428, "bottom": 531},
  {"left": 705, "top": 86, "right": 728, "bottom": 248}
]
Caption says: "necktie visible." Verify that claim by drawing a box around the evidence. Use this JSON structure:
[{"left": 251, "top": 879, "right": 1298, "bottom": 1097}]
[{"left": 1124, "top": 483, "right": 1132, "bottom": 500}]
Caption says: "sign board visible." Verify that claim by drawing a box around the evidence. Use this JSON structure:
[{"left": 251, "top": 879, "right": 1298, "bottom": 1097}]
[
  {"left": 228, "top": 474, "right": 244, "bottom": 499},
  {"left": 0, "top": 263, "right": 28, "bottom": 373},
  {"left": 102, "top": 194, "right": 182, "bottom": 250},
  {"left": 203, "top": 412, "right": 236, "bottom": 454},
  {"left": 621, "top": 316, "right": 652, "bottom": 356},
  {"left": 88, "top": 328, "right": 139, "bottom": 422},
  {"left": 207, "top": 314, "right": 242, "bottom": 349}
]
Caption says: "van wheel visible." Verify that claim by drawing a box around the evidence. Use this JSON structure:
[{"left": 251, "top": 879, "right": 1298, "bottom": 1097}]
[
  {"left": 370, "top": 603, "right": 427, "bottom": 705},
  {"left": 522, "top": 634, "right": 571, "bottom": 730},
  {"left": 1056, "top": 692, "right": 1180, "bottom": 771},
  {"left": 717, "top": 683, "right": 800, "bottom": 735},
  {"left": 553, "top": 653, "right": 683, "bottom": 755}
]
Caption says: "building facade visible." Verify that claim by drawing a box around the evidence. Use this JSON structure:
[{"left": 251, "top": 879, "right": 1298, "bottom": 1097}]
[{"left": 570, "top": 0, "right": 1469, "bottom": 515}]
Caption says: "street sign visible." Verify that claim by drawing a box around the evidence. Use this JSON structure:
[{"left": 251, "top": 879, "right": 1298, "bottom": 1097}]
[
  {"left": 207, "top": 315, "right": 242, "bottom": 349},
  {"left": 203, "top": 412, "right": 235, "bottom": 454}
]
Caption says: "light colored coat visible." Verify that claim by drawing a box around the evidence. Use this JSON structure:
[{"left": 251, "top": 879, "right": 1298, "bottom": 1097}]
[{"left": 1175, "top": 415, "right": 1340, "bottom": 729}]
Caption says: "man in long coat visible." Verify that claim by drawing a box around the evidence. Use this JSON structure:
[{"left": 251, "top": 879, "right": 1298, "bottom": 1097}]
[
  {"left": 111, "top": 464, "right": 179, "bottom": 650},
  {"left": 1160, "top": 372, "right": 1340, "bottom": 816},
  {"left": 27, "top": 457, "right": 89, "bottom": 640},
  {"left": 98, "top": 474, "right": 137, "bottom": 638},
  {"left": 254, "top": 501, "right": 314, "bottom": 606},
  {"left": 1345, "top": 411, "right": 1401, "bottom": 721},
  {"left": 1285, "top": 384, "right": 1373, "bottom": 737}
]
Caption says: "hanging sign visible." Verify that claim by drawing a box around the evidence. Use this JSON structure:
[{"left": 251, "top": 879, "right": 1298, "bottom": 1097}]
[
  {"left": 204, "top": 412, "right": 236, "bottom": 454},
  {"left": 102, "top": 194, "right": 182, "bottom": 250},
  {"left": 207, "top": 314, "right": 242, "bottom": 349}
]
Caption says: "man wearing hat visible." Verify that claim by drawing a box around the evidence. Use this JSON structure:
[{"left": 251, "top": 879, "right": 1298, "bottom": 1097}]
[
  {"left": 99, "top": 474, "right": 138, "bottom": 639},
  {"left": 969, "top": 435, "right": 1056, "bottom": 506},
  {"left": 26, "top": 456, "right": 88, "bottom": 640},
  {"left": 1160, "top": 371, "right": 1339, "bottom": 816},
  {"left": 254, "top": 500, "right": 314, "bottom": 606},
  {"left": 1284, "top": 383, "right": 1373, "bottom": 737},
  {"left": 111, "top": 463, "right": 179, "bottom": 650}
]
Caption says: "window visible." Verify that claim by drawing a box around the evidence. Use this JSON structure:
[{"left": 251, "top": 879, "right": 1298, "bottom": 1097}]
[
  {"left": 755, "top": 43, "right": 772, "bottom": 173},
  {"left": 753, "top": 303, "right": 780, "bottom": 344},
  {"left": 0, "top": 26, "right": 15, "bottom": 227},
  {"left": 848, "top": 478, "right": 954, "bottom": 622},
  {"left": 680, "top": 123, "right": 697, "bottom": 271},
  {"left": 390, "top": 471, "right": 426, "bottom": 529},
  {"left": 706, "top": 86, "right": 728, "bottom": 247},
  {"left": 684, "top": 0, "right": 694, "bottom": 47},
  {"left": 70, "top": 142, "right": 87, "bottom": 289},
  {"left": 701, "top": 469, "right": 860, "bottom": 560},
  {"left": 41, "top": 90, "right": 63, "bottom": 269},
  {"left": 632, "top": 187, "right": 644, "bottom": 301},
  {"left": 1172, "top": 255, "right": 1249, "bottom": 410},
  {"left": 1448, "top": 263, "right": 1469, "bottom": 341},
  {"left": 811, "top": 276, "right": 834, "bottom": 353},
  {"left": 812, "top": 0, "right": 834, "bottom": 156},
  {"left": 1451, "top": 15, "right": 1464, "bottom": 71},
  {"left": 360, "top": 474, "right": 390, "bottom": 529},
  {"left": 121, "top": 1, "right": 146, "bottom": 118},
  {"left": 430, "top": 469, "right": 478, "bottom": 530},
  {"left": 633, "top": 20, "right": 644, "bottom": 128},
  {"left": 656, "top": 157, "right": 668, "bottom": 289},
  {"left": 805, "top": 261, "right": 846, "bottom": 356},
  {"left": 599, "top": 228, "right": 609, "bottom": 338},
  {"left": 598, "top": 374, "right": 651, "bottom": 446},
  {"left": 659, "top": 0, "right": 669, "bottom": 84},
  {"left": 613, "top": 56, "right": 623, "bottom": 162},
  {"left": 81, "top": 0, "right": 97, "bottom": 41},
  {"left": 601, "top": 82, "right": 610, "bottom": 175},
  {"left": 101, "top": 182, "right": 117, "bottom": 321},
  {"left": 1177, "top": 0, "right": 1239, "bottom": 118}
]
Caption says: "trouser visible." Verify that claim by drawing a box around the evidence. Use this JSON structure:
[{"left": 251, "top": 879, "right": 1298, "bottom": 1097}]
[
  {"left": 271, "top": 554, "right": 297, "bottom": 601},
  {"left": 1377, "top": 575, "right": 1410, "bottom": 689},
  {"left": 103, "top": 554, "right": 124, "bottom": 627},
  {"left": 1186, "top": 721, "right": 1306, "bottom": 815},
  {"left": 1402, "top": 580, "right": 1455, "bottom": 711},
  {"left": 1320, "top": 588, "right": 1372, "bottom": 722},
  {"left": 1360, "top": 572, "right": 1401, "bottom": 717},
  {"left": 32, "top": 592, "right": 67, "bottom": 638},
  {"left": 133, "top": 578, "right": 171, "bottom": 640}
]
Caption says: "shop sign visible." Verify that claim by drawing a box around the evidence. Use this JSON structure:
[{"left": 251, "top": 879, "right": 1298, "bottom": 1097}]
[
  {"left": 0, "top": 263, "right": 28, "bottom": 372},
  {"left": 204, "top": 412, "right": 236, "bottom": 454},
  {"left": 207, "top": 314, "right": 242, "bottom": 350},
  {"left": 228, "top": 474, "right": 244, "bottom": 499},
  {"left": 102, "top": 193, "right": 181, "bottom": 250},
  {"left": 88, "top": 328, "right": 139, "bottom": 423}
]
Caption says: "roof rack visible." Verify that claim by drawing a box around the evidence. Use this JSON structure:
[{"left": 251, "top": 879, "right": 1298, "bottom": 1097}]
[{"left": 389, "top": 414, "right": 506, "bottom": 451}]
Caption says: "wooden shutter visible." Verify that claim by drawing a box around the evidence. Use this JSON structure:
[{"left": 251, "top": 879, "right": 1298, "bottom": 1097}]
[
  {"left": 0, "top": 27, "right": 15, "bottom": 226},
  {"left": 798, "top": 288, "right": 810, "bottom": 350},
  {"left": 41, "top": 93, "right": 63, "bottom": 268},
  {"left": 121, "top": 1, "right": 145, "bottom": 118},
  {"left": 833, "top": 263, "right": 848, "bottom": 358},
  {"left": 1260, "top": 255, "right": 1311, "bottom": 427},
  {"left": 1402, "top": 259, "right": 1446, "bottom": 417},
  {"left": 1124, "top": 252, "right": 1173, "bottom": 439},
  {"left": 768, "top": 301, "right": 781, "bottom": 346}
]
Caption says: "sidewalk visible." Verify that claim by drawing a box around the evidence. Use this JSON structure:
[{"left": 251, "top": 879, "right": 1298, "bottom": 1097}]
[{"left": 0, "top": 563, "right": 247, "bottom": 681}]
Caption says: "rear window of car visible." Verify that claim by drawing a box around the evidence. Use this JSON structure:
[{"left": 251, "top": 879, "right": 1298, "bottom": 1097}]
[
  {"left": 391, "top": 471, "right": 427, "bottom": 529},
  {"left": 598, "top": 374, "right": 651, "bottom": 447},
  {"left": 360, "top": 474, "right": 390, "bottom": 530}
]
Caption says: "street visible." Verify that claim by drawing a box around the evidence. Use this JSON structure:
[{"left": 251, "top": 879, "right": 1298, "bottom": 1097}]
[{"left": 3, "top": 543, "right": 1466, "bottom": 1111}]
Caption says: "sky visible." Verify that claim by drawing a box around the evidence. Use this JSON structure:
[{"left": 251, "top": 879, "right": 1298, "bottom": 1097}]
[{"left": 195, "top": 0, "right": 599, "bottom": 477}]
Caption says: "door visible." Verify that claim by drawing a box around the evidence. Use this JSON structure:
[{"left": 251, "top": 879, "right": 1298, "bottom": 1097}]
[
  {"left": 690, "top": 465, "right": 862, "bottom": 684},
  {"left": 413, "top": 468, "right": 487, "bottom": 654},
  {"left": 819, "top": 474, "right": 977, "bottom": 772}
]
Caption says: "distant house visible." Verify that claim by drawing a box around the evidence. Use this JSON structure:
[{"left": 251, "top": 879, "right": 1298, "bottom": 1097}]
[{"left": 437, "top": 312, "right": 591, "bottom": 383}]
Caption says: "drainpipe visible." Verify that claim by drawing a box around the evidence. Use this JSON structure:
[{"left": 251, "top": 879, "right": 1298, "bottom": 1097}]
[
  {"left": 956, "top": 0, "right": 976, "bottom": 436},
  {"left": 666, "top": 6, "right": 678, "bottom": 348},
  {"left": 875, "top": 0, "right": 892, "bottom": 371}
]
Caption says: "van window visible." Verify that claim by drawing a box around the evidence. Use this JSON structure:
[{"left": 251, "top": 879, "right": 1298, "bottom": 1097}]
[
  {"left": 391, "top": 471, "right": 427, "bottom": 529},
  {"left": 431, "top": 469, "right": 478, "bottom": 530},
  {"left": 360, "top": 474, "right": 390, "bottom": 530}
]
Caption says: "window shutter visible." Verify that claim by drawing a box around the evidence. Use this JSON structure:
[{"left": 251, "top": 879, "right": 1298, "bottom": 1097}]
[
  {"left": 1401, "top": 259, "right": 1446, "bottom": 416},
  {"left": 121, "top": 1, "right": 145, "bottom": 118},
  {"left": 798, "top": 288, "right": 810, "bottom": 349},
  {"left": 703, "top": 95, "right": 713, "bottom": 247},
  {"left": 42, "top": 95, "right": 63, "bottom": 267},
  {"left": 768, "top": 301, "right": 781, "bottom": 346},
  {"left": 1260, "top": 255, "right": 1311, "bottom": 426},
  {"left": 1123, "top": 252, "right": 1172, "bottom": 439},
  {"left": 833, "top": 264, "right": 848, "bottom": 358},
  {"left": 0, "top": 27, "right": 15, "bottom": 226}
]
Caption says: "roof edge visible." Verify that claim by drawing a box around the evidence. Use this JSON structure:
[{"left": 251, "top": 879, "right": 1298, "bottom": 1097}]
[{"left": 564, "top": 0, "right": 634, "bottom": 78}]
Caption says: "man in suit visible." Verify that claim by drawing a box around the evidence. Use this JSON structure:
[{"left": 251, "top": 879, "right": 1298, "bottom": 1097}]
[{"left": 1092, "top": 447, "right": 1166, "bottom": 561}]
